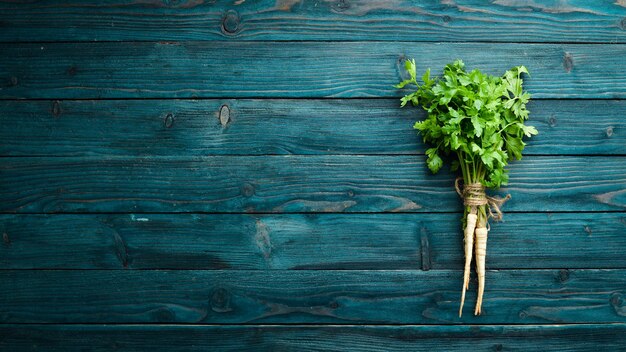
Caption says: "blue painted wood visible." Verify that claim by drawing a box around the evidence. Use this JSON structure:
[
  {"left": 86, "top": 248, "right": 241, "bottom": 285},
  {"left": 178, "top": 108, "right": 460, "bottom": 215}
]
[
  {"left": 1, "top": 0, "right": 624, "bottom": 346},
  {"left": 1, "top": 156, "right": 624, "bottom": 213},
  {"left": 1, "top": 1, "right": 626, "bottom": 43},
  {"left": 1, "top": 269, "right": 625, "bottom": 324},
  {"left": 3, "top": 324, "right": 626, "bottom": 351},
  {"left": 1, "top": 99, "right": 623, "bottom": 157},
  {"left": 1, "top": 213, "right": 624, "bottom": 270},
  {"left": 2, "top": 42, "right": 626, "bottom": 99}
]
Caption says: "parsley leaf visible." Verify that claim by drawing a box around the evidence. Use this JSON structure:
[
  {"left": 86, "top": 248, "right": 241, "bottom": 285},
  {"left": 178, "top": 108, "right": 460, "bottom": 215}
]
[{"left": 399, "top": 60, "right": 537, "bottom": 189}]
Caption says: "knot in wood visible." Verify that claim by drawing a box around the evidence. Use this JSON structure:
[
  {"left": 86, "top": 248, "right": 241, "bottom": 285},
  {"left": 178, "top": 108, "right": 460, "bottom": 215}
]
[
  {"left": 164, "top": 113, "right": 175, "bottom": 128},
  {"left": 222, "top": 10, "right": 240, "bottom": 35},
  {"left": 210, "top": 287, "right": 232, "bottom": 313},
  {"left": 219, "top": 105, "right": 230, "bottom": 126},
  {"left": 333, "top": 0, "right": 350, "bottom": 12},
  {"left": 610, "top": 293, "right": 624, "bottom": 308},
  {"left": 548, "top": 116, "right": 557, "bottom": 127},
  {"left": 241, "top": 183, "right": 255, "bottom": 197},
  {"left": 396, "top": 55, "right": 410, "bottom": 80},
  {"left": 563, "top": 53, "right": 573, "bottom": 73},
  {"left": 52, "top": 101, "right": 61, "bottom": 118},
  {"left": 518, "top": 310, "right": 527, "bottom": 319},
  {"left": 557, "top": 269, "right": 570, "bottom": 283},
  {"left": 152, "top": 307, "right": 176, "bottom": 322},
  {"left": 67, "top": 65, "right": 78, "bottom": 76}
]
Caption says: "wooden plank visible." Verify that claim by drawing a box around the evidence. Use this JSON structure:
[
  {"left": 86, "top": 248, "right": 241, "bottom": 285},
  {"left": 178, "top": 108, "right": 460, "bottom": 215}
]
[
  {"left": 2, "top": 99, "right": 624, "bottom": 157},
  {"left": 1, "top": 156, "right": 624, "bottom": 213},
  {"left": 1, "top": 1, "right": 626, "bottom": 43},
  {"left": 1, "top": 269, "right": 625, "bottom": 324},
  {"left": 1, "top": 213, "right": 624, "bottom": 270},
  {"left": 2, "top": 42, "right": 626, "bottom": 99},
  {"left": 3, "top": 324, "right": 626, "bottom": 351}
]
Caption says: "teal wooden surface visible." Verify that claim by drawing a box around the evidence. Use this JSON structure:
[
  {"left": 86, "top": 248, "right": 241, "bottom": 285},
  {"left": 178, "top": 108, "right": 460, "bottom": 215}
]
[
  {"left": 2, "top": 269, "right": 626, "bottom": 324},
  {"left": 1, "top": 99, "right": 624, "bottom": 157},
  {"left": 1, "top": 213, "right": 625, "bottom": 270},
  {"left": 1, "top": 1, "right": 626, "bottom": 43},
  {"left": 2, "top": 42, "right": 626, "bottom": 99},
  {"left": 1, "top": 156, "right": 624, "bottom": 213},
  {"left": 2, "top": 1, "right": 625, "bottom": 350},
  {"left": 3, "top": 324, "right": 626, "bottom": 352}
]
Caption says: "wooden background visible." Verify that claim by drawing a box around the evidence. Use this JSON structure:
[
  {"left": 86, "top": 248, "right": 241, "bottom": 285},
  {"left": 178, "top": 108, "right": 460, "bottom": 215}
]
[{"left": 1, "top": 1, "right": 625, "bottom": 350}]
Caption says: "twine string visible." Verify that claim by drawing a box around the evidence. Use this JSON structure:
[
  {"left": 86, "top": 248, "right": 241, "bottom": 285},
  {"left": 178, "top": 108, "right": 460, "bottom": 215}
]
[{"left": 455, "top": 177, "right": 510, "bottom": 221}]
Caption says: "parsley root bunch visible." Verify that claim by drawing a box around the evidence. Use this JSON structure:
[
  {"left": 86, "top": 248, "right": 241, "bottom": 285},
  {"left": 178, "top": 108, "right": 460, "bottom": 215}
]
[{"left": 397, "top": 59, "right": 537, "bottom": 316}]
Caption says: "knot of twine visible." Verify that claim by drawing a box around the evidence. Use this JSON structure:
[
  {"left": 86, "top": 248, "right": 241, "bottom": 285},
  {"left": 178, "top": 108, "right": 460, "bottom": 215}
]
[{"left": 455, "top": 177, "right": 511, "bottom": 221}]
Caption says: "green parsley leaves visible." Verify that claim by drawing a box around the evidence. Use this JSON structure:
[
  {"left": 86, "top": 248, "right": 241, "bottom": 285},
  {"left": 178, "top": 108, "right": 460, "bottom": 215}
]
[{"left": 397, "top": 59, "right": 537, "bottom": 188}]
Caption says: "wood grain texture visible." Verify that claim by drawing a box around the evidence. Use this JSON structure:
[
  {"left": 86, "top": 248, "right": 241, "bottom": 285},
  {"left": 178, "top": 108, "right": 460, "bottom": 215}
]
[
  {"left": 2, "top": 99, "right": 624, "bottom": 157},
  {"left": 2, "top": 42, "right": 626, "bottom": 99},
  {"left": 2, "top": 324, "right": 626, "bottom": 352},
  {"left": 2, "top": 269, "right": 626, "bottom": 324},
  {"left": 1, "top": 156, "right": 624, "bottom": 213},
  {"left": 1, "top": 0, "right": 626, "bottom": 43},
  {"left": 1, "top": 213, "right": 625, "bottom": 270}
]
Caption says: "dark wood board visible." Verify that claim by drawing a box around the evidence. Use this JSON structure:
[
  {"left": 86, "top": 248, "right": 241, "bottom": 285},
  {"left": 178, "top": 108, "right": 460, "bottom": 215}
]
[
  {"left": 3, "top": 324, "right": 626, "bottom": 351},
  {"left": 1, "top": 1, "right": 626, "bottom": 43},
  {"left": 2, "top": 42, "right": 626, "bottom": 99},
  {"left": 1, "top": 156, "right": 624, "bottom": 213},
  {"left": 1, "top": 213, "right": 624, "bottom": 270},
  {"left": 1, "top": 269, "right": 625, "bottom": 324},
  {"left": 2, "top": 99, "right": 623, "bottom": 157}
]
